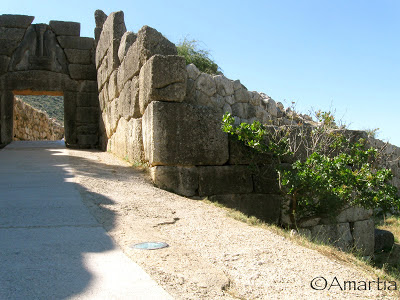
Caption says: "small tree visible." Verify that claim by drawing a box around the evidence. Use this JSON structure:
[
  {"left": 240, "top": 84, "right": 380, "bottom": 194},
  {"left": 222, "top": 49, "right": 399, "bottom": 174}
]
[
  {"left": 222, "top": 112, "right": 400, "bottom": 226},
  {"left": 176, "top": 38, "right": 221, "bottom": 75}
]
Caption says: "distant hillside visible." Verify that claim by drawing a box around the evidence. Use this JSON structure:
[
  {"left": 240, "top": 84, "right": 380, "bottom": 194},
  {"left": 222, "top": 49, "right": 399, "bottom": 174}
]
[{"left": 17, "top": 95, "right": 64, "bottom": 125}]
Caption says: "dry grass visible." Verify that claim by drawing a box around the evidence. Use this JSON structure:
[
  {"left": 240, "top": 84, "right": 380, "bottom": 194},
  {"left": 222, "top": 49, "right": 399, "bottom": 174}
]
[{"left": 203, "top": 198, "right": 400, "bottom": 294}]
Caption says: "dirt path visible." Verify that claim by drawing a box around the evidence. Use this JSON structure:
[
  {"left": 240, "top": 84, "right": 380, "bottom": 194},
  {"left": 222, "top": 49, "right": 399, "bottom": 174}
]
[{"left": 67, "top": 148, "right": 398, "bottom": 299}]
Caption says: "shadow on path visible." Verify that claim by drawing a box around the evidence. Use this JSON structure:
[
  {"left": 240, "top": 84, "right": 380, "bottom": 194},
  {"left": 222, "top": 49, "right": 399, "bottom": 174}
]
[{"left": 0, "top": 141, "right": 170, "bottom": 299}]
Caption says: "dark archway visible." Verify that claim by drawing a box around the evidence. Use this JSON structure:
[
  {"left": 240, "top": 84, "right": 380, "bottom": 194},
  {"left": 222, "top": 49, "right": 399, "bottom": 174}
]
[{"left": 0, "top": 15, "right": 99, "bottom": 148}]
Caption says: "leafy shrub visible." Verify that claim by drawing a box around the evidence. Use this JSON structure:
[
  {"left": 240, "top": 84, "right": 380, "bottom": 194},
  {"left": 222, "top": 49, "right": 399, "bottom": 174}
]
[
  {"left": 222, "top": 112, "right": 399, "bottom": 226},
  {"left": 176, "top": 38, "right": 221, "bottom": 75}
]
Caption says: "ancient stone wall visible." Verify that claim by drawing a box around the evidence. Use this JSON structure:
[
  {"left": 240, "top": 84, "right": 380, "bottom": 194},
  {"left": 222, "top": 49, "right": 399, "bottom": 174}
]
[
  {"left": 0, "top": 14, "right": 99, "bottom": 148},
  {"left": 96, "top": 10, "right": 400, "bottom": 256},
  {"left": 13, "top": 97, "right": 64, "bottom": 141}
]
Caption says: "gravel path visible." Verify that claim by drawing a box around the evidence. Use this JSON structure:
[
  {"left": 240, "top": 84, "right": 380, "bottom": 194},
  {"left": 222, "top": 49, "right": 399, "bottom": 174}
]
[{"left": 67, "top": 148, "right": 398, "bottom": 299}]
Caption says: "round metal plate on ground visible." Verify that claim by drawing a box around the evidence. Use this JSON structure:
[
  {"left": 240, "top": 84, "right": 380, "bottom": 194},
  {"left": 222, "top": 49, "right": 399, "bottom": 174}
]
[{"left": 130, "top": 242, "right": 169, "bottom": 250}]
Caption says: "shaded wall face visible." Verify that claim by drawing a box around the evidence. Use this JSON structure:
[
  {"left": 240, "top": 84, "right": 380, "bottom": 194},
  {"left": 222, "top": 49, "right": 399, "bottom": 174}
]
[{"left": 0, "top": 14, "right": 99, "bottom": 148}]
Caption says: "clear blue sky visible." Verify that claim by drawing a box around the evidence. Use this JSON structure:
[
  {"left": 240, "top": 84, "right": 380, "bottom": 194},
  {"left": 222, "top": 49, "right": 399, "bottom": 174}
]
[{"left": 3, "top": 0, "right": 400, "bottom": 146}]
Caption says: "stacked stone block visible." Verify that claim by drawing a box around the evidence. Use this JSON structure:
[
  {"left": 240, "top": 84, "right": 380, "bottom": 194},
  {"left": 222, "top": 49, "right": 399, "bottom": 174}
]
[
  {"left": 95, "top": 11, "right": 400, "bottom": 256},
  {"left": 0, "top": 14, "right": 98, "bottom": 148}
]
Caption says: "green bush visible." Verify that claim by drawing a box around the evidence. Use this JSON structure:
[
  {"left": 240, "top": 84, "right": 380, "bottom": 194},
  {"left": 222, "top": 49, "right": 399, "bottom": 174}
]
[
  {"left": 222, "top": 112, "right": 400, "bottom": 226},
  {"left": 176, "top": 38, "right": 221, "bottom": 75}
]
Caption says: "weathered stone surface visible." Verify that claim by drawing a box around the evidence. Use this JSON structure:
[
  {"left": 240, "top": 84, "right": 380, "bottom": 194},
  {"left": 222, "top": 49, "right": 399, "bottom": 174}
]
[
  {"left": 186, "top": 63, "right": 200, "bottom": 80},
  {"left": 107, "top": 70, "right": 119, "bottom": 99},
  {"left": 1, "top": 71, "right": 75, "bottom": 92},
  {"left": 229, "top": 138, "right": 274, "bottom": 165},
  {"left": 63, "top": 91, "right": 77, "bottom": 146},
  {"left": 57, "top": 36, "right": 94, "bottom": 50},
  {"left": 250, "top": 92, "right": 262, "bottom": 106},
  {"left": 77, "top": 124, "right": 98, "bottom": 135},
  {"left": 264, "top": 98, "right": 278, "bottom": 117},
  {"left": 8, "top": 24, "right": 69, "bottom": 74},
  {"left": 142, "top": 101, "right": 229, "bottom": 166},
  {"left": 0, "top": 14, "right": 34, "bottom": 29},
  {"left": 118, "top": 25, "right": 177, "bottom": 87},
  {"left": 0, "top": 39, "right": 21, "bottom": 56},
  {"left": 64, "top": 49, "right": 92, "bottom": 65},
  {"left": 77, "top": 134, "right": 98, "bottom": 146},
  {"left": 1, "top": 90, "right": 14, "bottom": 144},
  {"left": 210, "top": 194, "right": 281, "bottom": 223},
  {"left": 126, "top": 117, "right": 144, "bottom": 162},
  {"left": 234, "top": 87, "right": 251, "bottom": 103},
  {"left": 353, "top": 219, "right": 375, "bottom": 256},
  {"left": 222, "top": 103, "right": 232, "bottom": 115},
  {"left": 95, "top": 10, "right": 107, "bottom": 28},
  {"left": 0, "top": 55, "right": 10, "bottom": 76},
  {"left": 96, "top": 11, "right": 126, "bottom": 68},
  {"left": 311, "top": 223, "right": 353, "bottom": 252},
  {"left": 118, "top": 31, "right": 136, "bottom": 63},
  {"left": 108, "top": 117, "right": 128, "bottom": 158},
  {"left": 79, "top": 80, "right": 97, "bottom": 93},
  {"left": 77, "top": 92, "right": 98, "bottom": 107},
  {"left": 150, "top": 166, "right": 198, "bottom": 197},
  {"left": 119, "top": 80, "right": 131, "bottom": 119},
  {"left": 76, "top": 107, "right": 98, "bottom": 123},
  {"left": 214, "top": 75, "right": 234, "bottom": 96},
  {"left": 336, "top": 207, "right": 373, "bottom": 223},
  {"left": 232, "top": 103, "right": 255, "bottom": 119},
  {"left": 196, "top": 73, "right": 216, "bottom": 97},
  {"left": 139, "top": 55, "right": 187, "bottom": 114},
  {"left": 0, "top": 27, "right": 26, "bottom": 41},
  {"left": 69, "top": 64, "right": 96, "bottom": 80},
  {"left": 198, "top": 166, "right": 253, "bottom": 196},
  {"left": 374, "top": 229, "right": 394, "bottom": 252},
  {"left": 252, "top": 164, "right": 282, "bottom": 194},
  {"left": 49, "top": 21, "right": 80, "bottom": 36}
]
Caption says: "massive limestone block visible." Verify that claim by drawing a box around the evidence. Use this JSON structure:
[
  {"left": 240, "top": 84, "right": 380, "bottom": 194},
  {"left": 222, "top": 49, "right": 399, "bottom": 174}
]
[
  {"left": 57, "top": 36, "right": 94, "bottom": 50},
  {"left": 96, "top": 11, "right": 126, "bottom": 69},
  {"left": 150, "top": 166, "right": 199, "bottom": 197},
  {"left": 198, "top": 166, "right": 253, "bottom": 196},
  {"left": 64, "top": 49, "right": 92, "bottom": 65},
  {"left": 252, "top": 164, "right": 282, "bottom": 194},
  {"left": 229, "top": 138, "right": 275, "bottom": 165},
  {"left": 76, "top": 107, "right": 98, "bottom": 124},
  {"left": 196, "top": 73, "right": 216, "bottom": 97},
  {"left": 0, "top": 27, "right": 26, "bottom": 41},
  {"left": 214, "top": 75, "right": 234, "bottom": 96},
  {"left": 0, "top": 55, "right": 10, "bottom": 76},
  {"left": 142, "top": 101, "right": 229, "bottom": 166},
  {"left": 209, "top": 194, "right": 281, "bottom": 223},
  {"left": 76, "top": 92, "right": 98, "bottom": 107},
  {"left": 118, "top": 26, "right": 177, "bottom": 88},
  {"left": 127, "top": 118, "right": 144, "bottom": 163},
  {"left": 311, "top": 223, "right": 354, "bottom": 252},
  {"left": 0, "top": 14, "right": 34, "bottom": 29},
  {"left": 353, "top": 219, "right": 375, "bottom": 256},
  {"left": 69, "top": 64, "right": 96, "bottom": 80},
  {"left": 139, "top": 55, "right": 187, "bottom": 114},
  {"left": 118, "top": 31, "right": 136, "bottom": 63},
  {"left": 49, "top": 21, "right": 80, "bottom": 36}
]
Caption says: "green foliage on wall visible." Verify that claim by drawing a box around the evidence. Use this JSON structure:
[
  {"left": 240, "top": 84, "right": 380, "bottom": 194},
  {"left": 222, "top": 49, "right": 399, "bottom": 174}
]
[
  {"left": 222, "top": 112, "right": 400, "bottom": 225},
  {"left": 176, "top": 38, "right": 222, "bottom": 75}
]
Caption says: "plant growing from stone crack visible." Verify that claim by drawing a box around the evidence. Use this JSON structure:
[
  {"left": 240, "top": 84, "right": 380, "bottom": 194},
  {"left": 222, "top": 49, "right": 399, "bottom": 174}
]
[
  {"left": 176, "top": 37, "right": 222, "bottom": 75},
  {"left": 222, "top": 111, "right": 400, "bottom": 227}
]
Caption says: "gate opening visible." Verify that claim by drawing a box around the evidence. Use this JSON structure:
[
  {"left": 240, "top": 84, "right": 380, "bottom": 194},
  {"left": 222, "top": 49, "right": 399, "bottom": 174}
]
[{"left": 12, "top": 91, "right": 64, "bottom": 142}]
